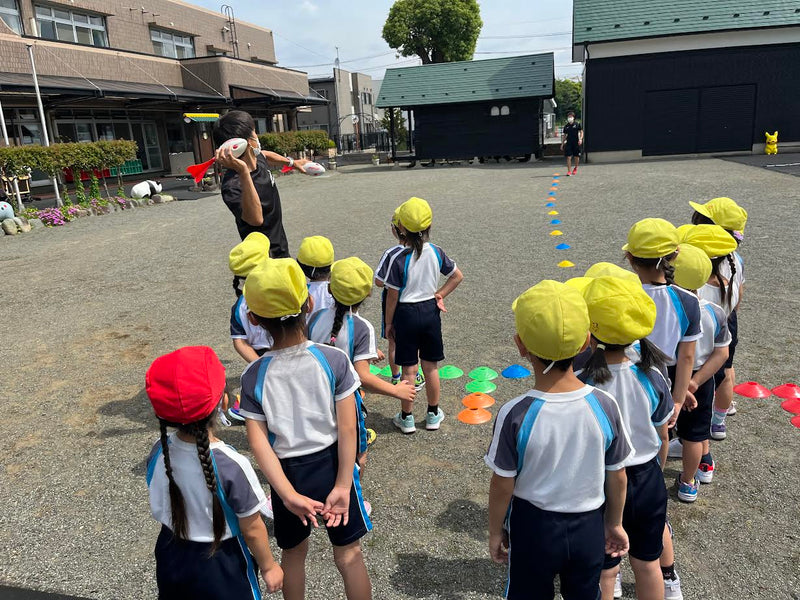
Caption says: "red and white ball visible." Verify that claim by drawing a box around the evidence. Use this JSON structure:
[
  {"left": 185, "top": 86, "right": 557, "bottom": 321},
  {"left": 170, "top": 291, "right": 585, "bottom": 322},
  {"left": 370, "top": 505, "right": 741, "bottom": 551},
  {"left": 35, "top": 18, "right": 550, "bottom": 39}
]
[
  {"left": 219, "top": 137, "right": 248, "bottom": 158},
  {"left": 304, "top": 161, "right": 326, "bottom": 176}
]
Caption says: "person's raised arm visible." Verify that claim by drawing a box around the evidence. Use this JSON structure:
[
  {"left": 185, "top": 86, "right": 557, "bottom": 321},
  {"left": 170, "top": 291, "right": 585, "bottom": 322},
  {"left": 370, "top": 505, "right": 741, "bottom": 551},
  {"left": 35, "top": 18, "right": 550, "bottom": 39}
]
[
  {"left": 216, "top": 146, "right": 263, "bottom": 227},
  {"left": 260, "top": 151, "right": 311, "bottom": 174}
]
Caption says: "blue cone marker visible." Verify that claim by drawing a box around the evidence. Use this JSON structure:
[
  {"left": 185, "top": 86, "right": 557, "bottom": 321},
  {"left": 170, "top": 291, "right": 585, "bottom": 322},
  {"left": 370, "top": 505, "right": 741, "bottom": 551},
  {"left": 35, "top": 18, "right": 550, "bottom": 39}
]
[
  {"left": 556, "top": 243, "right": 571, "bottom": 250},
  {"left": 545, "top": 202, "right": 555, "bottom": 207},
  {"left": 548, "top": 192, "right": 556, "bottom": 196},
  {"left": 550, "top": 219, "right": 561, "bottom": 225}
]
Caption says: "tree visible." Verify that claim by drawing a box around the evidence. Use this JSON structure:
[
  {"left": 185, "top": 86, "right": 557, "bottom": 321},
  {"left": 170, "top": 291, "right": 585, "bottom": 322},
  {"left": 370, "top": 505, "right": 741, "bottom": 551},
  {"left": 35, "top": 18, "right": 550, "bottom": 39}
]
[
  {"left": 380, "top": 108, "right": 408, "bottom": 149},
  {"left": 382, "top": 0, "right": 482, "bottom": 64},
  {"left": 554, "top": 78, "right": 582, "bottom": 122}
]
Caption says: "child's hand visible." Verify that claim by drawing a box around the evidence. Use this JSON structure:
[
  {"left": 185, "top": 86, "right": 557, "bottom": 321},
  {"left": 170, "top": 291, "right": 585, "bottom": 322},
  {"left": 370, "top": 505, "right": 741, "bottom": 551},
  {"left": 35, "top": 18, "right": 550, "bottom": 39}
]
[
  {"left": 394, "top": 380, "right": 416, "bottom": 402},
  {"left": 386, "top": 324, "right": 395, "bottom": 340},
  {"left": 285, "top": 492, "right": 323, "bottom": 527},
  {"left": 374, "top": 349, "right": 385, "bottom": 362},
  {"left": 489, "top": 531, "right": 509, "bottom": 564},
  {"left": 435, "top": 293, "right": 447, "bottom": 312},
  {"left": 683, "top": 391, "right": 698, "bottom": 411},
  {"left": 688, "top": 379, "right": 698, "bottom": 394},
  {"left": 322, "top": 485, "right": 351, "bottom": 527},
  {"left": 604, "top": 523, "right": 629, "bottom": 558},
  {"left": 667, "top": 404, "right": 682, "bottom": 429},
  {"left": 261, "top": 563, "right": 283, "bottom": 593}
]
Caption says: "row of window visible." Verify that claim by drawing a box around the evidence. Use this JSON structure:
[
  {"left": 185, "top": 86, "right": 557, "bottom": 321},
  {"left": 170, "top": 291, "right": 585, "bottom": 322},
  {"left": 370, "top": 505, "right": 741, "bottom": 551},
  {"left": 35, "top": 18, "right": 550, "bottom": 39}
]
[{"left": 0, "top": 1, "right": 198, "bottom": 58}]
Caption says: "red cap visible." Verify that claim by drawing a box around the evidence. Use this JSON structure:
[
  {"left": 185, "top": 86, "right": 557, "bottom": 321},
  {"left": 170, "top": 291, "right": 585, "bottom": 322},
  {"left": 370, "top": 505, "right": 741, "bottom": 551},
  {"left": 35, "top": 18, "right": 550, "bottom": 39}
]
[{"left": 145, "top": 346, "right": 226, "bottom": 424}]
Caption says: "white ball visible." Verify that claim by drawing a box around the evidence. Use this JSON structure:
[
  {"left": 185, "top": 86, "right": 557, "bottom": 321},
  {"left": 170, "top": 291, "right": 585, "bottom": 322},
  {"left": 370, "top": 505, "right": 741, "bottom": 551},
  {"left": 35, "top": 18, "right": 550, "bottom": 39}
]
[
  {"left": 0, "top": 201, "right": 13, "bottom": 221},
  {"left": 304, "top": 162, "right": 326, "bottom": 176},
  {"left": 220, "top": 137, "right": 248, "bottom": 159}
]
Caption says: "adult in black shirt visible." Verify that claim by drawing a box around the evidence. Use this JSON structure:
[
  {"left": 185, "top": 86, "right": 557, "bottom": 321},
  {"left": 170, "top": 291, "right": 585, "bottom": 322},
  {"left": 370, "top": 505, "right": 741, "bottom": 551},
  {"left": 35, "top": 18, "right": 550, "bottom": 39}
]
[
  {"left": 560, "top": 110, "right": 583, "bottom": 176},
  {"left": 214, "top": 111, "right": 310, "bottom": 257}
]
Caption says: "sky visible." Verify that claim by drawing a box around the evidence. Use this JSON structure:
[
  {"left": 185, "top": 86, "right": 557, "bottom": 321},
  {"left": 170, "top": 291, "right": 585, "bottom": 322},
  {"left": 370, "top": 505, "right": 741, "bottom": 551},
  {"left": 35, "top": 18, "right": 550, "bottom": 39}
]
[{"left": 191, "top": 0, "right": 581, "bottom": 85}]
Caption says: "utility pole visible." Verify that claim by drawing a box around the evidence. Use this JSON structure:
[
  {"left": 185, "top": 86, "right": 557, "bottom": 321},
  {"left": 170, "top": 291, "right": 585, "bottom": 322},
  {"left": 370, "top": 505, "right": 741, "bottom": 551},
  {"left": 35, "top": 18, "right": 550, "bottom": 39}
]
[
  {"left": 333, "top": 47, "right": 341, "bottom": 150},
  {"left": 27, "top": 44, "right": 61, "bottom": 206}
]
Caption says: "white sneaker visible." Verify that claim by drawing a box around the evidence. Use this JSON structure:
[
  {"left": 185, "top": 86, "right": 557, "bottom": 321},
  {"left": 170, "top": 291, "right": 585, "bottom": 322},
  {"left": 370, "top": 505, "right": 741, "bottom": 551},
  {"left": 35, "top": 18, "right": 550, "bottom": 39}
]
[
  {"left": 613, "top": 572, "right": 622, "bottom": 598},
  {"left": 727, "top": 401, "right": 737, "bottom": 415},
  {"left": 667, "top": 437, "right": 683, "bottom": 459},
  {"left": 664, "top": 573, "right": 684, "bottom": 600},
  {"left": 392, "top": 412, "right": 416, "bottom": 434}
]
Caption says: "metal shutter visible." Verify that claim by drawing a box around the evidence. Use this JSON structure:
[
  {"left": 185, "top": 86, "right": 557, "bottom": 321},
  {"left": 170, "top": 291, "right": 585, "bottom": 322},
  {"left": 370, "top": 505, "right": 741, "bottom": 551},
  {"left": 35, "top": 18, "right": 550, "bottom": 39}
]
[
  {"left": 697, "top": 84, "right": 756, "bottom": 153},
  {"left": 643, "top": 89, "right": 699, "bottom": 156}
]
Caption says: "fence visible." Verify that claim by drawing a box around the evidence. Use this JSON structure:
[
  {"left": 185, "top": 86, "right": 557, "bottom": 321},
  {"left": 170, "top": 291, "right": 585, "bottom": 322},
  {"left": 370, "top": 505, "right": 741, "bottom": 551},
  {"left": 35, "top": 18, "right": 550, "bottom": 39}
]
[{"left": 333, "top": 131, "right": 390, "bottom": 153}]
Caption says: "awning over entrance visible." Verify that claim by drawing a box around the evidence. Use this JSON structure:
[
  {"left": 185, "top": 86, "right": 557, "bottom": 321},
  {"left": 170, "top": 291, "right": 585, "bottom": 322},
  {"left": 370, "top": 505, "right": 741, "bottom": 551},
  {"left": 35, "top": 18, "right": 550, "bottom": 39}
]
[
  {"left": 183, "top": 112, "right": 220, "bottom": 122},
  {"left": 230, "top": 84, "right": 327, "bottom": 109},
  {"left": 0, "top": 72, "right": 223, "bottom": 103}
]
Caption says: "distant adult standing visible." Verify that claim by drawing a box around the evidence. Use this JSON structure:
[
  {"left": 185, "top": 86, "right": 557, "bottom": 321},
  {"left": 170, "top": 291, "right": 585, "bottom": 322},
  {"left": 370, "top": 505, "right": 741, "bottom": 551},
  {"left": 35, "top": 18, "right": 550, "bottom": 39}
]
[
  {"left": 561, "top": 111, "right": 583, "bottom": 176},
  {"left": 214, "top": 110, "right": 310, "bottom": 258}
]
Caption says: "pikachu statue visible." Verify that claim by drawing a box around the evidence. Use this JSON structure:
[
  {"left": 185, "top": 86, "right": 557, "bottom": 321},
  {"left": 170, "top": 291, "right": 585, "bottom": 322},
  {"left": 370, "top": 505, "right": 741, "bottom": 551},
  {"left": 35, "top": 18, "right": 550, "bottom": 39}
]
[{"left": 765, "top": 131, "right": 778, "bottom": 155}]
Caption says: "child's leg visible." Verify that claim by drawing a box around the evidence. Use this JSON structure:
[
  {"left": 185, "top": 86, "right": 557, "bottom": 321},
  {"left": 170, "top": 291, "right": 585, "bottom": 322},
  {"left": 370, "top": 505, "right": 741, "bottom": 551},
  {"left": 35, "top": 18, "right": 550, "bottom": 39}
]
[
  {"left": 630, "top": 557, "right": 664, "bottom": 600},
  {"left": 660, "top": 523, "right": 674, "bottom": 569},
  {"left": 332, "top": 541, "right": 372, "bottom": 600},
  {"left": 420, "top": 359, "right": 440, "bottom": 409},
  {"left": 599, "top": 566, "right": 619, "bottom": 600},
  {"left": 280, "top": 539, "right": 309, "bottom": 600},
  {"left": 574, "top": 155, "right": 580, "bottom": 169},
  {"left": 714, "top": 367, "right": 734, "bottom": 413},
  {"left": 400, "top": 363, "right": 418, "bottom": 414},
  {"left": 680, "top": 440, "right": 702, "bottom": 484},
  {"left": 388, "top": 337, "right": 400, "bottom": 378}
]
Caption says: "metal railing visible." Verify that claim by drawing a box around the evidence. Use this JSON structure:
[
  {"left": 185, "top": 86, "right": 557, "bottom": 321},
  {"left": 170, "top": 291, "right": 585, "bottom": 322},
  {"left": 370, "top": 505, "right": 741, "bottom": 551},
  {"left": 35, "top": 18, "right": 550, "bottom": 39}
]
[{"left": 333, "top": 131, "right": 390, "bottom": 153}]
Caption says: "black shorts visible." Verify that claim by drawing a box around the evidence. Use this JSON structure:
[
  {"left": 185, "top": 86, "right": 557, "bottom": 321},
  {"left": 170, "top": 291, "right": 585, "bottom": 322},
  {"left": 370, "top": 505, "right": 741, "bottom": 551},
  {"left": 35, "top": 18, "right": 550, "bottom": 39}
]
[
  {"left": 604, "top": 458, "right": 667, "bottom": 568},
  {"left": 272, "top": 444, "right": 372, "bottom": 550},
  {"left": 393, "top": 298, "right": 444, "bottom": 365},
  {"left": 714, "top": 311, "right": 738, "bottom": 389},
  {"left": 669, "top": 367, "right": 714, "bottom": 442},
  {"left": 507, "top": 497, "right": 603, "bottom": 600},
  {"left": 155, "top": 525, "right": 261, "bottom": 600},
  {"left": 564, "top": 143, "right": 580, "bottom": 157}
]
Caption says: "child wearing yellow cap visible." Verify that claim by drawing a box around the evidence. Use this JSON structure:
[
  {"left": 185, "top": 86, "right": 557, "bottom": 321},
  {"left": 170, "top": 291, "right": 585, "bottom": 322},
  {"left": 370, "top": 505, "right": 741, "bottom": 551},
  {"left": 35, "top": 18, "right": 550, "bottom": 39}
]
[
  {"left": 237, "top": 258, "right": 373, "bottom": 599},
  {"left": 384, "top": 197, "right": 463, "bottom": 433},
  {"left": 685, "top": 210, "right": 747, "bottom": 437},
  {"left": 576, "top": 276, "right": 674, "bottom": 600},
  {"left": 374, "top": 207, "right": 409, "bottom": 385},
  {"left": 297, "top": 235, "right": 335, "bottom": 322},
  {"left": 228, "top": 232, "right": 274, "bottom": 366},
  {"left": 308, "top": 257, "right": 416, "bottom": 464},
  {"left": 670, "top": 243, "right": 731, "bottom": 499},
  {"left": 486, "top": 280, "right": 632, "bottom": 600}
]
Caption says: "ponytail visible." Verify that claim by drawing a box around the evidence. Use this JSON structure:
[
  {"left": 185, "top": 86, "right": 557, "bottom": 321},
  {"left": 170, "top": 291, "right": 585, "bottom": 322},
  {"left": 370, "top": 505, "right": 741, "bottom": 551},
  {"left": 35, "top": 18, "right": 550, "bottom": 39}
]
[
  {"left": 159, "top": 421, "right": 188, "bottom": 541},
  {"left": 192, "top": 420, "right": 225, "bottom": 555},
  {"left": 662, "top": 258, "right": 675, "bottom": 286},
  {"left": 583, "top": 339, "right": 616, "bottom": 385},
  {"left": 725, "top": 253, "right": 737, "bottom": 310},
  {"left": 405, "top": 227, "right": 430, "bottom": 259},
  {"left": 637, "top": 338, "right": 669, "bottom": 373},
  {"left": 232, "top": 275, "right": 244, "bottom": 298},
  {"left": 329, "top": 300, "right": 349, "bottom": 345},
  {"left": 629, "top": 252, "right": 677, "bottom": 285},
  {"left": 710, "top": 257, "right": 730, "bottom": 309}
]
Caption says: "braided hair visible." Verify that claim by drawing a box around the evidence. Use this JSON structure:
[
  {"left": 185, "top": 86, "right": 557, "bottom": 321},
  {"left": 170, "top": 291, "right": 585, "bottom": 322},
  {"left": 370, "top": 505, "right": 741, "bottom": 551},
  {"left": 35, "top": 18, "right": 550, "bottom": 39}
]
[
  {"left": 710, "top": 255, "right": 736, "bottom": 311},
  {"left": 232, "top": 275, "right": 244, "bottom": 298},
  {"left": 191, "top": 420, "right": 226, "bottom": 554},
  {"left": 328, "top": 299, "right": 364, "bottom": 346},
  {"left": 159, "top": 421, "right": 188, "bottom": 541}
]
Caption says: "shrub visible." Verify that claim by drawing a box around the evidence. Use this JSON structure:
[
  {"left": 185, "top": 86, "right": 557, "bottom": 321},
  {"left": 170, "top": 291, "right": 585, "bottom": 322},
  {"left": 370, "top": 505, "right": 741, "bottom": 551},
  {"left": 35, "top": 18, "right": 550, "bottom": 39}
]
[
  {"left": 37, "top": 207, "right": 68, "bottom": 227},
  {"left": 258, "top": 130, "right": 332, "bottom": 156}
]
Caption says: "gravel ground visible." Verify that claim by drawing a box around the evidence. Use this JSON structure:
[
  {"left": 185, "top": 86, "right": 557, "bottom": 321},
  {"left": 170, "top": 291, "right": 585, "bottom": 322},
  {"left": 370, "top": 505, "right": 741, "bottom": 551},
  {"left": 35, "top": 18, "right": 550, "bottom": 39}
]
[{"left": 1, "top": 158, "right": 799, "bottom": 600}]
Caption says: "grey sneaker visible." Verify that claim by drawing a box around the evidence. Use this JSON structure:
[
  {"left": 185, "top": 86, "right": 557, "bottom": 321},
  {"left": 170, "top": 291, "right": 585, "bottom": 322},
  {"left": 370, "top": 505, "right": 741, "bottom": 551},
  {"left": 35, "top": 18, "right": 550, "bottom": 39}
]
[
  {"left": 425, "top": 408, "right": 445, "bottom": 430},
  {"left": 664, "top": 572, "right": 684, "bottom": 600},
  {"left": 392, "top": 412, "right": 416, "bottom": 434},
  {"left": 613, "top": 572, "right": 622, "bottom": 598}
]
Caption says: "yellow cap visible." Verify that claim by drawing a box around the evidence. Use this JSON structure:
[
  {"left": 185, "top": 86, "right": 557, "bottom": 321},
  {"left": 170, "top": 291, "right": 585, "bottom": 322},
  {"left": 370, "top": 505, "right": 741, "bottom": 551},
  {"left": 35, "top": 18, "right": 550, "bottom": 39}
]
[
  {"left": 622, "top": 218, "right": 679, "bottom": 259},
  {"left": 680, "top": 224, "right": 737, "bottom": 258},
  {"left": 398, "top": 197, "right": 433, "bottom": 233},
  {"left": 675, "top": 223, "right": 694, "bottom": 242},
  {"left": 297, "top": 236, "right": 334, "bottom": 268},
  {"left": 584, "top": 262, "right": 640, "bottom": 284},
  {"left": 243, "top": 258, "right": 309, "bottom": 319},
  {"left": 330, "top": 257, "right": 374, "bottom": 306},
  {"left": 689, "top": 197, "right": 748, "bottom": 232},
  {"left": 583, "top": 276, "right": 656, "bottom": 346},
  {"left": 565, "top": 277, "right": 593, "bottom": 293},
  {"left": 672, "top": 244, "right": 712, "bottom": 291},
  {"left": 391, "top": 206, "right": 402, "bottom": 226},
  {"left": 228, "top": 232, "right": 270, "bottom": 276},
  {"left": 512, "top": 280, "right": 589, "bottom": 361}
]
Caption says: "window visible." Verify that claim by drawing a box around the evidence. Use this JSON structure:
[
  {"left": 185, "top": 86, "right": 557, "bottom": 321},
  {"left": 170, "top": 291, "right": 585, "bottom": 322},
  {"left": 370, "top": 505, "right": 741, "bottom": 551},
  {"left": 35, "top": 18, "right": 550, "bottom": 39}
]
[
  {"left": 0, "top": 0, "right": 21, "bottom": 34},
  {"left": 500, "top": 105, "right": 510, "bottom": 116},
  {"left": 151, "top": 28, "right": 195, "bottom": 59},
  {"left": 490, "top": 106, "right": 500, "bottom": 116},
  {"left": 490, "top": 105, "right": 510, "bottom": 117},
  {"left": 35, "top": 5, "right": 107, "bottom": 46},
  {"left": 312, "top": 88, "right": 328, "bottom": 100}
]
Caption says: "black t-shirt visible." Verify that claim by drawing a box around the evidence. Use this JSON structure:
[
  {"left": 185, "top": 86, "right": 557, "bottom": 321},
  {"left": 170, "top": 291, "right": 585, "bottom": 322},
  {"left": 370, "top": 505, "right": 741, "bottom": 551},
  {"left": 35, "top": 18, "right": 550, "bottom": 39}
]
[
  {"left": 221, "top": 154, "right": 290, "bottom": 258},
  {"left": 563, "top": 121, "right": 582, "bottom": 145}
]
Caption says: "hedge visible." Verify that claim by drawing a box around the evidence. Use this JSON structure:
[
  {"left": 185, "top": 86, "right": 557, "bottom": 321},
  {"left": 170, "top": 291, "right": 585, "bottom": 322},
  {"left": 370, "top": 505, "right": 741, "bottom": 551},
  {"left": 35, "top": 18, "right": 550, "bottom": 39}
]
[{"left": 258, "top": 130, "right": 332, "bottom": 156}]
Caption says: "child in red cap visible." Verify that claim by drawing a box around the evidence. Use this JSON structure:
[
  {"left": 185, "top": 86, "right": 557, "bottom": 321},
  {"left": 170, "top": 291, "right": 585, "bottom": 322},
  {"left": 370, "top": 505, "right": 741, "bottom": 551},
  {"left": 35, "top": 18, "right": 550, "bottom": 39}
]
[{"left": 145, "top": 346, "right": 282, "bottom": 599}]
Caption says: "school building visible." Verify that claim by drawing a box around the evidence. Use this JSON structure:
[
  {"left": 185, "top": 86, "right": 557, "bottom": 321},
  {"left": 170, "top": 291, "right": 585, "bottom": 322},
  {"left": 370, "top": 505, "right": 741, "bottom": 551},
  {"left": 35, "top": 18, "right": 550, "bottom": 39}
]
[
  {"left": 0, "top": 0, "right": 324, "bottom": 186},
  {"left": 573, "top": 0, "right": 800, "bottom": 162}
]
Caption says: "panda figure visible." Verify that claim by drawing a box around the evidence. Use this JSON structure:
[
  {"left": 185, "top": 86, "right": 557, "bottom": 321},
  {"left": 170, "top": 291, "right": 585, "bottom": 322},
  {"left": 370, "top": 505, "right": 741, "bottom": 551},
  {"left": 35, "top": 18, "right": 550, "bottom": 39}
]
[{"left": 130, "top": 180, "right": 162, "bottom": 199}]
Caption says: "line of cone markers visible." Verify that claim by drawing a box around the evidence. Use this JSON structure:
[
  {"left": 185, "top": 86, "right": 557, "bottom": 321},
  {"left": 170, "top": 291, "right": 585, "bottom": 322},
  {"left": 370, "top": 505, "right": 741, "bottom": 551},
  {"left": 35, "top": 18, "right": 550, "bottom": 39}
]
[
  {"left": 733, "top": 381, "right": 800, "bottom": 429},
  {"left": 547, "top": 173, "right": 574, "bottom": 268}
]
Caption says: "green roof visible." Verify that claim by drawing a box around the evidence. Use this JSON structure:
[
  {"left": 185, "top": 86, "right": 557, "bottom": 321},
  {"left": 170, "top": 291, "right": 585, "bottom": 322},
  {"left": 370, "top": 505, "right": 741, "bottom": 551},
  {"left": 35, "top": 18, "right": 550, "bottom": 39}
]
[
  {"left": 375, "top": 53, "right": 554, "bottom": 108},
  {"left": 574, "top": 0, "right": 800, "bottom": 44}
]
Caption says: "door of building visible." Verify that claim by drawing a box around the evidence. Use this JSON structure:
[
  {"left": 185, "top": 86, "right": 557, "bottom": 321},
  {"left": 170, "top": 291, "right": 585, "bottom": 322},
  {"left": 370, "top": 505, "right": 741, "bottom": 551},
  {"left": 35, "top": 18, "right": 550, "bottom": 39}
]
[
  {"left": 642, "top": 88, "right": 699, "bottom": 156},
  {"left": 697, "top": 84, "right": 756, "bottom": 153}
]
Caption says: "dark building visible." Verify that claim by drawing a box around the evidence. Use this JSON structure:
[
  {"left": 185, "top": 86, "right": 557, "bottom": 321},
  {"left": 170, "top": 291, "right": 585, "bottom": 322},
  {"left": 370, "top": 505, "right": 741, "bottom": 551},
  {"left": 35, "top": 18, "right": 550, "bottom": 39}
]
[
  {"left": 376, "top": 53, "right": 554, "bottom": 162},
  {"left": 573, "top": 1, "right": 800, "bottom": 161}
]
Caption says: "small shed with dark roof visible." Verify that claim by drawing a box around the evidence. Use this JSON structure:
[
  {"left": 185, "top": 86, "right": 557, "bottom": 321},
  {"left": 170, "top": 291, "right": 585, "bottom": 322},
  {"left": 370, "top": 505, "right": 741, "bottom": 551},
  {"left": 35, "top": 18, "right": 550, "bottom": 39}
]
[
  {"left": 376, "top": 53, "right": 554, "bottom": 162},
  {"left": 572, "top": 0, "right": 800, "bottom": 161}
]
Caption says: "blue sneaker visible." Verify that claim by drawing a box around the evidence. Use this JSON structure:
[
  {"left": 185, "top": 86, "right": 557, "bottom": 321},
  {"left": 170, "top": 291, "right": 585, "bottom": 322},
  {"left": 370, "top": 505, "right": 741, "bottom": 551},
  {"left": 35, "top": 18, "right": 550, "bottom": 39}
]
[
  {"left": 425, "top": 408, "right": 445, "bottom": 430},
  {"left": 676, "top": 474, "right": 698, "bottom": 502},
  {"left": 392, "top": 412, "right": 416, "bottom": 434}
]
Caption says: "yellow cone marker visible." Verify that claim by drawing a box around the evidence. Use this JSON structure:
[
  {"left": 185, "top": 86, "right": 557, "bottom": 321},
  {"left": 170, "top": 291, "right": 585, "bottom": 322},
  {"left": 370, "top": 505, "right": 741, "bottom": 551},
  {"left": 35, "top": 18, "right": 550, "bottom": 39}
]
[
  {"left": 558, "top": 260, "right": 575, "bottom": 268},
  {"left": 550, "top": 230, "right": 563, "bottom": 236},
  {"left": 548, "top": 210, "right": 559, "bottom": 215}
]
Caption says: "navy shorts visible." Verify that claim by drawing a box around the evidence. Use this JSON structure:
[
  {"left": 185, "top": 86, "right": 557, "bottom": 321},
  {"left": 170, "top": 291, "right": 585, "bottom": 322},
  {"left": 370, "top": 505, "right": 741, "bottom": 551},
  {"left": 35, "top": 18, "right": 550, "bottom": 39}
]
[
  {"left": 393, "top": 298, "right": 444, "bottom": 366},
  {"left": 507, "top": 497, "right": 603, "bottom": 600},
  {"left": 155, "top": 525, "right": 260, "bottom": 600},
  {"left": 272, "top": 444, "right": 372, "bottom": 550},
  {"left": 604, "top": 458, "right": 667, "bottom": 569},
  {"left": 669, "top": 366, "right": 714, "bottom": 442},
  {"left": 564, "top": 143, "right": 580, "bottom": 157}
]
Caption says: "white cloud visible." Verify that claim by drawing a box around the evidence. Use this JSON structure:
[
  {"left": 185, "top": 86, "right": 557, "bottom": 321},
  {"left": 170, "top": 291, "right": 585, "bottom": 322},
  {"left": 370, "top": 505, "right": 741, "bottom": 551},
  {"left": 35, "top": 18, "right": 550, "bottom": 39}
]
[{"left": 300, "top": 0, "right": 319, "bottom": 14}]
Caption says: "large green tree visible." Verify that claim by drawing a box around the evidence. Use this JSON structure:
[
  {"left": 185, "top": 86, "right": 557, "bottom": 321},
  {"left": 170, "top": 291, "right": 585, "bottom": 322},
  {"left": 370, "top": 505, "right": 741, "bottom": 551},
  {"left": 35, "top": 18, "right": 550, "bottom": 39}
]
[
  {"left": 382, "top": 0, "right": 483, "bottom": 64},
  {"left": 554, "top": 78, "right": 582, "bottom": 122}
]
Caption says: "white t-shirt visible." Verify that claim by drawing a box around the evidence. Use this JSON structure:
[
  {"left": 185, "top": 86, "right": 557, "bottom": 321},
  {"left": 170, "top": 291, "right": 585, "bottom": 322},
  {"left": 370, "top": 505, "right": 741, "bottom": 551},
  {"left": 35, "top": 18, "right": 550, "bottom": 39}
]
[
  {"left": 307, "top": 280, "right": 334, "bottom": 322},
  {"left": 238, "top": 341, "right": 361, "bottom": 458},
  {"left": 384, "top": 243, "right": 457, "bottom": 303},
  {"left": 230, "top": 295, "right": 273, "bottom": 350},
  {"left": 695, "top": 299, "right": 732, "bottom": 368},
  {"left": 643, "top": 284, "right": 702, "bottom": 365},
  {"left": 147, "top": 435, "right": 267, "bottom": 542},
  {"left": 308, "top": 309, "right": 378, "bottom": 363},
  {"left": 485, "top": 385, "right": 633, "bottom": 513},
  {"left": 579, "top": 362, "right": 674, "bottom": 467}
]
